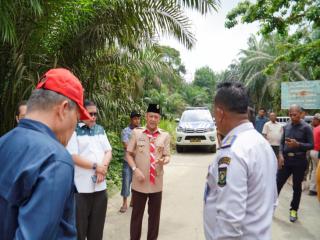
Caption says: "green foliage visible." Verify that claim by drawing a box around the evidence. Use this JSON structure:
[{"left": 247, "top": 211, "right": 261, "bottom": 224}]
[
  {"left": 0, "top": 0, "right": 219, "bottom": 135},
  {"left": 218, "top": 34, "right": 312, "bottom": 111},
  {"left": 182, "top": 84, "right": 210, "bottom": 107},
  {"left": 159, "top": 119, "right": 177, "bottom": 150},
  {"left": 225, "top": 0, "right": 320, "bottom": 79},
  {"left": 193, "top": 66, "right": 216, "bottom": 103},
  {"left": 105, "top": 131, "right": 124, "bottom": 191}
]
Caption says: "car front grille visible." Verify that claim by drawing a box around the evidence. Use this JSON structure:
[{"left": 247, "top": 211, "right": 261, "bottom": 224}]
[{"left": 185, "top": 128, "right": 206, "bottom": 133}]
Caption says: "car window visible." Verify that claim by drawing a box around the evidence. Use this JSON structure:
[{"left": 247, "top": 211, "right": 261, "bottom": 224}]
[{"left": 181, "top": 110, "right": 213, "bottom": 123}]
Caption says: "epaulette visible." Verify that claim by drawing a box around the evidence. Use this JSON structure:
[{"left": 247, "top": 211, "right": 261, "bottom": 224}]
[{"left": 220, "top": 134, "right": 237, "bottom": 149}]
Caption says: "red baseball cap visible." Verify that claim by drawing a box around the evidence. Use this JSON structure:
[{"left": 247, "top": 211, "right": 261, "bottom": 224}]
[{"left": 36, "top": 68, "right": 91, "bottom": 120}]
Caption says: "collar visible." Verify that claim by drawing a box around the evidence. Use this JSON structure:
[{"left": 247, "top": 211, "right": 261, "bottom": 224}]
[
  {"left": 79, "top": 122, "right": 95, "bottom": 129},
  {"left": 221, "top": 122, "right": 254, "bottom": 146},
  {"left": 129, "top": 124, "right": 136, "bottom": 130},
  {"left": 18, "top": 118, "right": 57, "bottom": 141},
  {"left": 143, "top": 128, "right": 160, "bottom": 135},
  {"left": 291, "top": 120, "right": 302, "bottom": 126}
]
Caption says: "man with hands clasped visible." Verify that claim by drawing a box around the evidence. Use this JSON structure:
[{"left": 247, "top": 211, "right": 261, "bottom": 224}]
[
  {"left": 126, "top": 103, "right": 171, "bottom": 240},
  {"left": 67, "top": 100, "right": 112, "bottom": 240}
]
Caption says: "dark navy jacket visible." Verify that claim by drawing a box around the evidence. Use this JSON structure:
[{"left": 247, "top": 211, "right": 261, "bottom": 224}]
[{"left": 0, "top": 119, "right": 76, "bottom": 240}]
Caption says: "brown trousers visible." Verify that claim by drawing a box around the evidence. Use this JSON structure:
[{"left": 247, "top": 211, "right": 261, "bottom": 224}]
[{"left": 130, "top": 190, "right": 162, "bottom": 240}]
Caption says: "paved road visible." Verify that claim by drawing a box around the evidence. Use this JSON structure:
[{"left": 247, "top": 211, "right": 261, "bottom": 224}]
[{"left": 104, "top": 151, "right": 320, "bottom": 240}]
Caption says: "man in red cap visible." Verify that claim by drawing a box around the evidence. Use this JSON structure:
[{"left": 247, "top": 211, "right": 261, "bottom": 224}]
[{"left": 0, "top": 68, "right": 90, "bottom": 240}]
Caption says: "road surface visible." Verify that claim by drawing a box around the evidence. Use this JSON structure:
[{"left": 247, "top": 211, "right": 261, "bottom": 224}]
[{"left": 104, "top": 150, "right": 320, "bottom": 240}]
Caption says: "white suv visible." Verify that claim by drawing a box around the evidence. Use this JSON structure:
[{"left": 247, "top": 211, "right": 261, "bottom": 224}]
[{"left": 176, "top": 107, "right": 216, "bottom": 153}]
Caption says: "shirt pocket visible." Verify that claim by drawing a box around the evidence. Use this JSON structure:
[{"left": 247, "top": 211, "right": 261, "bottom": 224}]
[
  {"left": 155, "top": 142, "right": 165, "bottom": 157},
  {"left": 137, "top": 140, "right": 146, "bottom": 154}
]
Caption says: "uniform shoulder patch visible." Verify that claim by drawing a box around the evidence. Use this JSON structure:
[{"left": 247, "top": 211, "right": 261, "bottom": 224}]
[
  {"left": 220, "top": 135, "right": 237, "bottom": 149},
  {"left": 218, "top": 157, "right": 231, "bottom": 166},
  {"left": 218, "top": 157, "right": 231, "bottom": 187}
]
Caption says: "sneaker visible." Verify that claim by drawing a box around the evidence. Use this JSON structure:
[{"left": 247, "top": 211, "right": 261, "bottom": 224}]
[
  {"left": 289, "top": 210, "right": 298, "bottom": 222},
  {"left": 308, "top": 190, "right": 317, "bottom": 196}
]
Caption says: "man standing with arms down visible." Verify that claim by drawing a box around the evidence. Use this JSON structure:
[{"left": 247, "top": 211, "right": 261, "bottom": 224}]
[
  {"left": 277, "top": 104, "right": 313, "bottom": 222},
  {"left": 262, "top": 112, "right": 283, "bottom": 157},
  {"left": 204, "top": 81, "right": 278, "bottom": 240},
  {"left": 119, "top": 111, "right": 141, "bottom": 213},
  {"left": 255, "top": 107, "right": 268, "bottom": 134},
  {"left": 126, "top": 104, "right": 171, "bottom": 240},
  {"left": 67, "top": 100, "right": 112, "bottom": 240},
  {"left": 0, "top": 68, "right": 91, "bottom": 239}
]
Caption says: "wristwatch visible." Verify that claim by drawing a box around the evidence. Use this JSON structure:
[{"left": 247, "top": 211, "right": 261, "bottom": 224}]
[
  {"left": 92, "top": 163, "right": 97, "bottom": 170},
  {"left": 132, "top": 166, "right": 137, "bottom": 172}
]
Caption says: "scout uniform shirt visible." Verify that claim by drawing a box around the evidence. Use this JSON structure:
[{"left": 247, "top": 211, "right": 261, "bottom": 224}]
[
  {"left": 127, "top": 127, "right": 171, "bottom": 193},
  {"left": 204, "top": 122, "right": 278, "bottom": 240}
]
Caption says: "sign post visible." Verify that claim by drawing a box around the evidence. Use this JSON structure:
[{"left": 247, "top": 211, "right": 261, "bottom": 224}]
[{"left": 281, "top": 81, "right": 320, "bottom": 109}]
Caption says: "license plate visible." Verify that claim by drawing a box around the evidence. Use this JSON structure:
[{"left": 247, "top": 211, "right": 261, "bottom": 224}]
[{"left": 190, "top": 138, "right": 201, "bottom": 143}]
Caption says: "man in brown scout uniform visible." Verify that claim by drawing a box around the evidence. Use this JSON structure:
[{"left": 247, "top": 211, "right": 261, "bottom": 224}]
[{"left": 126, "top": 103, "right": 171, "bottom": 240}]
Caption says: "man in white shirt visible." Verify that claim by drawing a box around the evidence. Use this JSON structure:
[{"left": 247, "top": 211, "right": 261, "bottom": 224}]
[
  {"left": 262, "top": 112, "right": 283, "bottom": 157},
  {"left": 203, "top": 81, "right": 278, "bottom": 240},
  {"left": 67, "top": 100, "right": 112, "bottom": 240}
]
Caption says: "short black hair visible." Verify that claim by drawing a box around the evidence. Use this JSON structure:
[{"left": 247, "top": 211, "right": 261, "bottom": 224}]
[
  {"left": 16, "top": 100, "right": 27, "bottom": 115},
  {"left": 215, "top": 81, "right": 249, "bottom": 114},
  {"left": 84, "top": 99, "right": 96, "bottom": 108}
]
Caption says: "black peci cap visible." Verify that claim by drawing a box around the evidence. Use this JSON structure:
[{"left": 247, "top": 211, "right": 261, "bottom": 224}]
[
  {"left": 130, "top": 111, "right": 141, "bottom": 119},
  {"left": 147, "top": 103, "right": 161, "bottom": 114}
]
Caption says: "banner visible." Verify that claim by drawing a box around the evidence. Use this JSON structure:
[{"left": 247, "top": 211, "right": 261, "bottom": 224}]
[{"left": 281, "top": 81, "right": 320, "bottom": 109}]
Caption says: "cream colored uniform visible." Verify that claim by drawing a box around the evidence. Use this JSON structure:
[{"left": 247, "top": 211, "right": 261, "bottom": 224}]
[
  {"left": 127, "top": 127, "right": 171, "bottom": 193},
  {"left": 204, "top": 122, "right": 278, "bottom": 240}
]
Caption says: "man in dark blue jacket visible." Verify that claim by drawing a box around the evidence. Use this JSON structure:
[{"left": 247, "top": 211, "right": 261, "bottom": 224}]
[{"left": 0, "top": 68, "right": 91, "bottom": 240}]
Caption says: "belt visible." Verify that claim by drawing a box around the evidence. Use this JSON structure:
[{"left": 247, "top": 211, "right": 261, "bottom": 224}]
[{"left": 286, "top": 152, "right": 306, "bottom": 157}]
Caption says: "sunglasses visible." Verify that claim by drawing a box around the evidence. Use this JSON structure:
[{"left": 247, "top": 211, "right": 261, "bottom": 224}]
[{"left": 89, "top": 112, "right": 98, "bottom": 117}]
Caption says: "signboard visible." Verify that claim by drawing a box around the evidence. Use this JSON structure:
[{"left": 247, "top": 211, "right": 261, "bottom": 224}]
[{"left": 281, "top": 81, "right": 320, "bottom": 109}]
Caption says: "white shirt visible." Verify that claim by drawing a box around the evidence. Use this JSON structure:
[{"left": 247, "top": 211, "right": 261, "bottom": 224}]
[
  {"left": 67, "top": 123, "right": 112, "bottom": 193},
  {"left": 204, "top": 122, "right": 278, "bottom": 240},
  {"left": 262, "top": 121, "right": 283, "bottom": 146}
]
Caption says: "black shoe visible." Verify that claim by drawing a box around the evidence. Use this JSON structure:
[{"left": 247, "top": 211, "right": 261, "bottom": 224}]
[
  {"left": 308, "top": 190, "right": 317, "bottom": 196},
  {"left": 289, "top": 210, "right": 298, "bottom": 222}
]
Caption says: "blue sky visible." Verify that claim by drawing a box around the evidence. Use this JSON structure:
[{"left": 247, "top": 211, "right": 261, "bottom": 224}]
[{"left": 160, "top": 0, "right": 259, "bottom": 82}]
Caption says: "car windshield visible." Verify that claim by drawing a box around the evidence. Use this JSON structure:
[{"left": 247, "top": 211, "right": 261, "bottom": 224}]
[{"left": 181, "top": 110, "right": 213, "bottom": 123}]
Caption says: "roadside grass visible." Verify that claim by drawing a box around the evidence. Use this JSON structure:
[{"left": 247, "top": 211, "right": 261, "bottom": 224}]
[{"left": 159, "top": 119, "right": 177, "bottom": 151}]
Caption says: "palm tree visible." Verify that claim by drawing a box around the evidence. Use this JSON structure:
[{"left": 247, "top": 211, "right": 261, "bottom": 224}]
[
  {"left": 237, "top": 34, "right": 309, "bottom": 109},
  {"left": 0, "top": 0, "right": 219, "bottom": 134}
]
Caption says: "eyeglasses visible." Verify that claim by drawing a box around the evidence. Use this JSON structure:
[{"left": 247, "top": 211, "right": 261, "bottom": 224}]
[{"left": 89, "top": 112, "right": 98, "bottom": 117}]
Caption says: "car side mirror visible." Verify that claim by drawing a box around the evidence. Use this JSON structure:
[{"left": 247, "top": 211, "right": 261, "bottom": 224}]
[{"left": 175, "top": 118, "right": 180, "bottom": 123}]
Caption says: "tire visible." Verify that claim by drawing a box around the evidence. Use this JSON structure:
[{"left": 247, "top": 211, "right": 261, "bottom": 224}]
[
  {"left": 209, "top": 145, "right": 216, "bottom": 153},
  {"left": 176, "top": 145, "right": 183, "bottom": 153}
]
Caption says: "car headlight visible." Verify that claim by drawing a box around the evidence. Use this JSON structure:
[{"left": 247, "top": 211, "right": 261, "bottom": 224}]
[
  {"left": 206, "top": 127, "right": 215, "bottom": 132},
  {"left": 177, "top": 127, "right": 184, "bottom": 132}
]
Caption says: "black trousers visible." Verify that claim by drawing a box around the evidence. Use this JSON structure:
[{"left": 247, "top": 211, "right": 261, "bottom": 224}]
[
  {"left": 271, "top": 145, "right": 279, "bottom": 157},
  {"left": 75, "top": 190, "right": 108, "bottom": 240},
  {"left": 277, "top": 159, "right": 307, "bottom": 211},
  {"left": 130, "top": 190, "right": 162, "bottom": 240}
]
